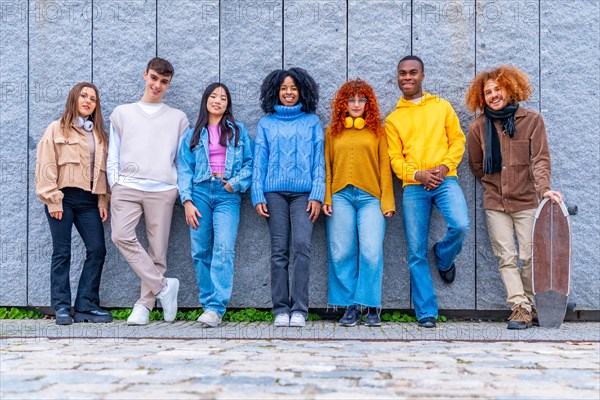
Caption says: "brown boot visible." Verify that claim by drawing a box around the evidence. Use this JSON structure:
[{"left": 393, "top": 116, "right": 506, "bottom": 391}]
[
  {"left": 507, "top": 305, "right": 533, "bottom": 330},
  {"left": 531, "top": 306, "right": 539, "bottom": 326}
]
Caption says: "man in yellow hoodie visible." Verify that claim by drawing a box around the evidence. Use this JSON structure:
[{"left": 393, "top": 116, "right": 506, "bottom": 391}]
[{"left": 385, "top": 56, "right": 470, "bottom": 328}]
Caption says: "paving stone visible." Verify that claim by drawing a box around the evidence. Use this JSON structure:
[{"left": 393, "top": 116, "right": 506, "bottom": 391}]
[
  {"left": 1, "top": 325, "right": 599, "bottom": 398},
  {"left": 37, "top": 383, "right": 129, "bottom": 395},
  {"left": 0, "top": 377, "right": 52, "bottom": 393}
]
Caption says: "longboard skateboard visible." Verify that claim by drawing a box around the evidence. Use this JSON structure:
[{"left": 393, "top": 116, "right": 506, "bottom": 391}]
[{"left": 532, "top": 198, "right": 576, "bottom": 328}]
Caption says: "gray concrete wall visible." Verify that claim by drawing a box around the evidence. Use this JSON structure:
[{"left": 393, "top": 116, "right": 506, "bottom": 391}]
[{"left": 1, "top": 0, "right": 598, "bottom": 312}]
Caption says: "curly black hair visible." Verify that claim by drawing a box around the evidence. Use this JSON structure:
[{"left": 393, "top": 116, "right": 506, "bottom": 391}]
[{"left": 259, "top": 67, "right": 319, "bottom": 114}]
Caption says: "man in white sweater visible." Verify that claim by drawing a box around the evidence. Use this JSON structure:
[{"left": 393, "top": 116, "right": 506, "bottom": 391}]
[{"left": 108, "top": 57, "right": 189, "bottom": 325}]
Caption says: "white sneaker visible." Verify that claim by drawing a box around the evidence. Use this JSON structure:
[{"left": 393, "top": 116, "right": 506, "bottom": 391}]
[
  {"left": 127, "top": 304, "right": 149, "bottom": 326},
  {"left": 289, "top": 312, "right": 306, "bottom": 327},
  {"left": 274, "top": 313, "right": 290, "bottom": 327},
  {"left": 157, "top": 278, "right": 179, "bottom": 322},
  {"left": 197, "top": 310, "right": 222, "bottom": 328}
]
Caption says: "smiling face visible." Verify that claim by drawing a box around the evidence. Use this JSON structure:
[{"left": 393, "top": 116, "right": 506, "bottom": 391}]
[
  {"left": 279, "top": 76, "right": 299, "bottom": 106},
  {"left": 347, "top": 95, "right": 367, "bottom": 118},
  {"left": 397, "top": 60, "right": 425, "bottom": 100},
  {"left": 484, "top": 79, "right": 510, "bottom": 111},
  {"left": 77, "top": 86, "right": 97, "bottom": 118},
  {"left": 206, "top": 86, "right": 229, "bottom": 119},
  {"left": 142, "top": 68, "right": 171, "bottom": 103}
]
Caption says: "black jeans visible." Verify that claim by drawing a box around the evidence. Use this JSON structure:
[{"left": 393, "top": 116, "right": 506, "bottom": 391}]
[
  {"left": 45, "top": 188, "right": 106, "bottom": 311},
  {"left": 265, "top": 192, "right": 314, "bottom": 317}
]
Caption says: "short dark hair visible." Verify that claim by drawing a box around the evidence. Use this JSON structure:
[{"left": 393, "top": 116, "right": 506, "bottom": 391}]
[
  {"left": 146, "top": 57, "right": 175, "bottom": 77},
  {"left": 260, "top": 67, "right": 319, "bottom": 114},
  {"left": 398, "top": 55, "right": 424, "bottom": 73}
]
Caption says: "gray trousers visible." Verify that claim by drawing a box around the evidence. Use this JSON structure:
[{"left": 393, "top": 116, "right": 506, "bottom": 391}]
[{"left": 265, "top": 192, "right": 313, "bottom": 317}]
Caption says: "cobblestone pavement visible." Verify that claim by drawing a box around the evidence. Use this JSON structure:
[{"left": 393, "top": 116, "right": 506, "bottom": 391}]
[{"left": 1, "top": 321, "right": 599, "bottom": 399}]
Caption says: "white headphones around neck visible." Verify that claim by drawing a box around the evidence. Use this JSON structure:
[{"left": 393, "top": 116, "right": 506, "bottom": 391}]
[{"left": 77, "top": 116, "right": 94, "bottom": 132}]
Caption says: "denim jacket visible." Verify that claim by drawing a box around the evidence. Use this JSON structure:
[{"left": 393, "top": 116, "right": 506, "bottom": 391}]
[{"left": 178, "top": 121, "right": 254, "bottom": 203}]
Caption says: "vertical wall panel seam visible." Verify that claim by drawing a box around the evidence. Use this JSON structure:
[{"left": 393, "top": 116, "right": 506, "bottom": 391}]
[
  {"left": 155, "top": 0, "right": 158, "bottom": 56},
  {"left": 282, "top": 0, "right": 285, "bottom": 68},
  {"left": 474, "top": 0, "right": 478, "bottom": 310},
  {"left": 0, "top": 0, "right": 3, "bottom": 297},
  {"left": 538, "top": 0, "right": 542, "bottom": 112},
  {"left": 345, "top": 0, "right": 348, "bottom": 81},
  {"left": 410, "top": 0, "right": 413, "bottom": 54},
  {"left": 91, "top": 0, "right": 94, "bottom": 81},
  {"left": 26, "top": 0, "right": 31, "bottom": 305},
  {"left": 409, "top": 0, "right": 413, "bottom": 306},
  {"left": 218, "top": 0, "right": 221, "bottom": 82}
]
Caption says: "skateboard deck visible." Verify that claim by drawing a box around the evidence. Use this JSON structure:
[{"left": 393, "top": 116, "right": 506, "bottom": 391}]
[{"left": 532, "top": 198, "right": 572, "bottom": 328}]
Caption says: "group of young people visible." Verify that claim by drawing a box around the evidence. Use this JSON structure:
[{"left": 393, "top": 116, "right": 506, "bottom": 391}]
[{"left": 35, "top": 55, "right": 562, "bottom": 331}]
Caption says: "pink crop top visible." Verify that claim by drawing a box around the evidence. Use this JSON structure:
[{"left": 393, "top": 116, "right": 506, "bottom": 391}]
[{"left": 208, "top": 125, "right": 226, "bottom": 175}]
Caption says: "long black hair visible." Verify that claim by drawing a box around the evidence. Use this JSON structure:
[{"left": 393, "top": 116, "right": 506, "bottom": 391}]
[
  {"left": 190, "top": 82, "right": 240, "bottom": 149},
  {"left": 259, "top": 67, "right": 319, "bottom": 114}
]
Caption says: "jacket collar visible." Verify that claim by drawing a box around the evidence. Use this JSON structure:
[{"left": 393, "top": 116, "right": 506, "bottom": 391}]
[{"left": 514, "top": 105, "right": 528, "bottom": 119}]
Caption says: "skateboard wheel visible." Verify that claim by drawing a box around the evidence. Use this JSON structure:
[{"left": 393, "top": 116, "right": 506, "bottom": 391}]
[{"left": 567, "top": 204, "right": 578, "bottom": 216}]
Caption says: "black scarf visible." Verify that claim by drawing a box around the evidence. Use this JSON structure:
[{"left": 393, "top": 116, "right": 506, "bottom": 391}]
[{"left": 483, "top": 103, "right": 519, "bottom": 174}]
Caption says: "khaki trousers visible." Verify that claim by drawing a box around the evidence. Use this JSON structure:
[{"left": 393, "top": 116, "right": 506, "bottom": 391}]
[
  {"left": 110, "top": 184, "right": 178, "bottom": 309},
  {"left": 485, "top": 208, "right": 537, "bottom": 312}
]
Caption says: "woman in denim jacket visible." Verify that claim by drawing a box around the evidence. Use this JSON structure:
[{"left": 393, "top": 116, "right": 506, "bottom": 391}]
[{"left": 178, "top": 82, "right": 253, "bottom": 327}]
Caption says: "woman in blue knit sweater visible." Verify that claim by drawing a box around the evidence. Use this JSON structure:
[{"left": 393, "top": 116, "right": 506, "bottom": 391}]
[{"left": 251, "top": 67, "right": 325, "bottom": 328}]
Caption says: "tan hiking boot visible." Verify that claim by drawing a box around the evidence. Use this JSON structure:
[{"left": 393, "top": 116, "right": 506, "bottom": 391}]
[
  {"left": 507, "top": 305, "right": 533, "bottom": 330},
  {"left": 531, "top": 306, "right": 539, "bottom": 326}
]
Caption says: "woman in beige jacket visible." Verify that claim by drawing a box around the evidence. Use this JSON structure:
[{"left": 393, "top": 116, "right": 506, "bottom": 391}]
[{"left": 35, "top": 82, "right": 112, "bottom": 325}]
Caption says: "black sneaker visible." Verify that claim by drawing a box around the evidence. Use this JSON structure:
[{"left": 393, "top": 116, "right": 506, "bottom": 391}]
[
  {"left": 55, "top": 308, "right": 73, "bottom": 325},
  {"left": 364, "top": 308, "right": 381, "bottom": 327},
  {"left": 339, "top": 305, "right": 361, "bottom": 327},
  {"left": 74, "top": 309, "right": 113, "bottom": 323},
  {"left": 433, "top": 243, "right": 456, "bottom": 284},
  {"left": 439, "top": 263, "right": 456, "bottom": 284},
  {"left": 418, "top": 316, "right": 437, "bottom": 328}
]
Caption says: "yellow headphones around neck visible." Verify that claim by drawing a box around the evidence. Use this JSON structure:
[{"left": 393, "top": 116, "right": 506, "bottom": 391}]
[{"left": 344, "top": 116, "right": 366, "bottom": 130}]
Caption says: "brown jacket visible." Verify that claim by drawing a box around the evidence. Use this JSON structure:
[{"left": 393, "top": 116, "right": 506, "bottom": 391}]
[
  {"left": 468, "top": 107, "right": 551, "bottom": 213},
  {"left": 35, "top": 120, "right": 109, "bottom": 213}
]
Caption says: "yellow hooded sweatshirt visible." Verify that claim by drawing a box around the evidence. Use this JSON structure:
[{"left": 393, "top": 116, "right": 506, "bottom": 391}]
[{"left": 384, "top": 92, "right": 465, "bottom": 187}]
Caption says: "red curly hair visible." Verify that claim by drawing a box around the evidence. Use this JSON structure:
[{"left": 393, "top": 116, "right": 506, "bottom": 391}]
[
  {"left": 465, "top": 65, "right": 533, "bottom": 113},
  {"left": 329, "top": 79, "right": 382, "bottom": 137}
]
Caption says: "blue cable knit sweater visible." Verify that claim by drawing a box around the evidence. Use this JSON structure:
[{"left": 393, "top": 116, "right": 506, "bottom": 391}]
[{"left": 251, "top": 104, "right": 325, "bottom": 207}]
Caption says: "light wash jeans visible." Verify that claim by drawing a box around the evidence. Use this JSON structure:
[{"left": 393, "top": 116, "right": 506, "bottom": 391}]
[
  {"left": 189, "top": 178, "right": 241, "bottom": 317},
  {"left": 402, "top": 177, "right": 469, "bottom": 320},
  {"left": 326, "top": 186, "right": 385, "bottom": 308}
]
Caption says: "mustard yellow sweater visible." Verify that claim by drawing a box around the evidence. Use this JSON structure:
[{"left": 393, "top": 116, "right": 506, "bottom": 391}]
[
  {"left": 324, "top": 126, "right": 395, "bottom": 214},
  {"left": 384, "top": 92, "right": 466, "bottom": 187}
]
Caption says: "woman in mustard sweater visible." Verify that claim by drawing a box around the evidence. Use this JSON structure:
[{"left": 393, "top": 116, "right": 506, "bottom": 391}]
[{"left": 323, "top": 79, "right": 395, "bottom": 327}]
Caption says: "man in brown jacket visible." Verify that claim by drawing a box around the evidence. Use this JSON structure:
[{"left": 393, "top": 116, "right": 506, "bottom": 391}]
[{"left": 465, "top": 66, "right": 562, "bottom": 330}]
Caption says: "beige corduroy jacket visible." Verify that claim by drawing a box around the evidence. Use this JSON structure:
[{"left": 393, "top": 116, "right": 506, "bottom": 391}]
[{"left": 35, "top": 120, "right": 109, "bottom": 213}]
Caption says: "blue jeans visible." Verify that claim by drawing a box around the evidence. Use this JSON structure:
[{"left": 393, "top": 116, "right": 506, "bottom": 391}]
[
  {"left": 265, "top": 192, "right": 313, "bottom": 318},
  {"left": 45, "top": 188, "right": 106, "bottom": 312},
  {"left": 326, "top": 186, "right": 385, "bottom": 308},
  {"left": 189, "top": 178, "right": 241, "bottom": 317},
  {"left": 402, "top": 177, "right": 470, "bottom": 320}
]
